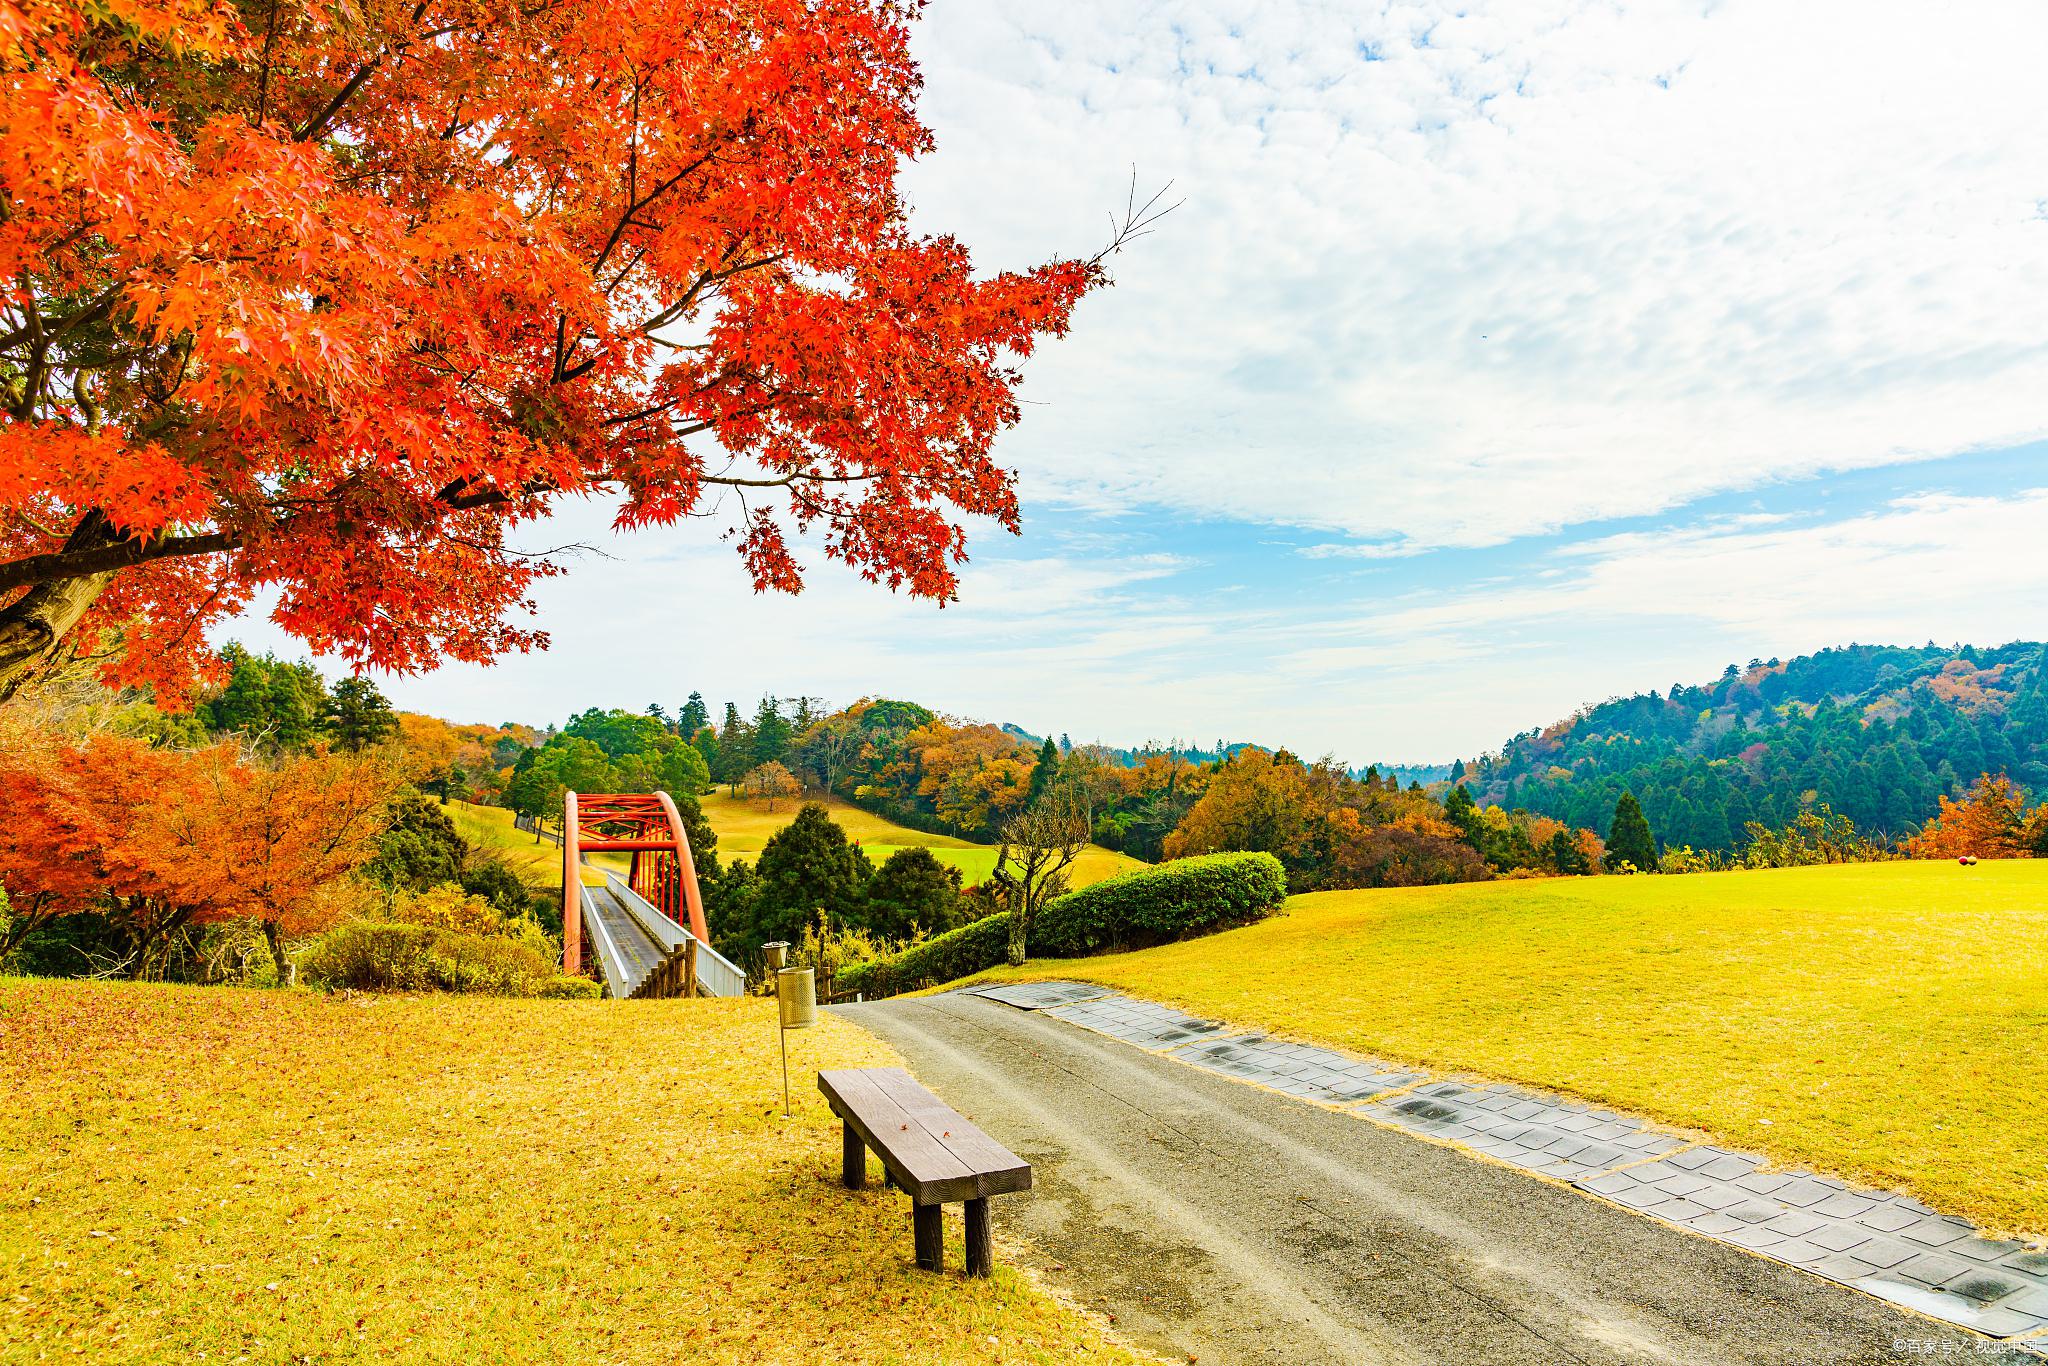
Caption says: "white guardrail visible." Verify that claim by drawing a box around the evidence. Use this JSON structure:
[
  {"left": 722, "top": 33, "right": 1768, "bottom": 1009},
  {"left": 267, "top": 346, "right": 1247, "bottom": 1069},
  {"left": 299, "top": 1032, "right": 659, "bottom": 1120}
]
[{"left": 601, "top": 872, "right": 747, "bottom": 998}]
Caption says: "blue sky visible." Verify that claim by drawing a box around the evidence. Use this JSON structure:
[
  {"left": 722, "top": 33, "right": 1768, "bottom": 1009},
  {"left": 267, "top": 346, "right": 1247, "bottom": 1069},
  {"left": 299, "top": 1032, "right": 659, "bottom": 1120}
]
[{"left": 235, "top": 0, "right": 2048, "bottom": 763}]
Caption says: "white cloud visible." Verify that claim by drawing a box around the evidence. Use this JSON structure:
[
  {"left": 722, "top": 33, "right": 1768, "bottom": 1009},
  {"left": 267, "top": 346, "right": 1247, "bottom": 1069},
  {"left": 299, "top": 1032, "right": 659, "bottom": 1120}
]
[
  {"left": 225, "top": 2, "right": 2048, "bottom": 764},
  {"left": 903, "top": 0, "right": 2048, "bottom": 548}
]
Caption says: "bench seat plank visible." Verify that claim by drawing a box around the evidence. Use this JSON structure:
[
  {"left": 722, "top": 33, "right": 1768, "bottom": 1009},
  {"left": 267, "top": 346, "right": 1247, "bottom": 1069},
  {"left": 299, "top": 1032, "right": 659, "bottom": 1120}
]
[
  {"left": 864, "top": 1068, "right": 1031, "bottom": 1187},
  {"left": 821, "top": 1069, "right": 975, "bottom": 1197},
  {"left": 818, "top": 1067, "right": 1032, "bottom": 1205}
]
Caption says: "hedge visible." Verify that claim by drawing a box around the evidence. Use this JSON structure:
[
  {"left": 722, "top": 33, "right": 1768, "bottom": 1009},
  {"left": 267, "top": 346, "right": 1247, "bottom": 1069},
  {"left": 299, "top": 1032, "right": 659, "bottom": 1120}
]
[
  {"left": 835, "top": 911, "right": 1011, "bottom": 1000},
  {"left": 1032, "top": 851, "right": 1287, "bottom": 957},
  {"left": 838, "top": 851, "right": 1288, "bottom": 998},
  {"left": 302, "top": 921, "right": 600, "bottom": 998}
]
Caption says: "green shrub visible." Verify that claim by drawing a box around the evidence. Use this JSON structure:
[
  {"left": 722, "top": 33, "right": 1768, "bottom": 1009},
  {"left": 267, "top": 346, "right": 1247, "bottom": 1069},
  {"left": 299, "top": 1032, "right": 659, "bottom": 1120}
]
[
  {"left": 835, "top": 853, "right": 1289, "bottom": 999},
  {"left": 1032, "top": 852, "right": 1287, "bottom": 956},
  {"left": 836, "top": 911, "right": 1010, "bottom": 999},
  {"left": 302, "top": 921, "right": 594, "bottom": 998}
]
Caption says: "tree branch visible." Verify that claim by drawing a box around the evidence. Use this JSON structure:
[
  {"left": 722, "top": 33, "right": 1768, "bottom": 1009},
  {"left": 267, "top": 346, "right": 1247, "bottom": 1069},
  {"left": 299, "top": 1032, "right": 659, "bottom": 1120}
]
[{"left": 0, "top": 530, "right": 241, "bottom": 595}]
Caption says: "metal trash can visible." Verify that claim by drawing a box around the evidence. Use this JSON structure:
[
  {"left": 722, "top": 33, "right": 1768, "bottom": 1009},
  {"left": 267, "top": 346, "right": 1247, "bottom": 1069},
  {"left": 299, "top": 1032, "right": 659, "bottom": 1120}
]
[{"left": 777, "top": 966, "right": 817, "bottom": 1030}]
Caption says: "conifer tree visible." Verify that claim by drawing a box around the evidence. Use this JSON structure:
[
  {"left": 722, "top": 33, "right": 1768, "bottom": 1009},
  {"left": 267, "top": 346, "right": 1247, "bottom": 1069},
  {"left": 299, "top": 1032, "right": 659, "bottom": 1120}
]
[
  {"left": 1606, "top": 791, "right": 1658, "bottom": 872},
  {"left": 328, "top": 677, "right": 398, "bottom": 753},
  {"left": 677, "top": 692, "right": 710, "bottom": 737},
  {"left": 1027, "top": 736, "right": 1061, "bottom": 806}
]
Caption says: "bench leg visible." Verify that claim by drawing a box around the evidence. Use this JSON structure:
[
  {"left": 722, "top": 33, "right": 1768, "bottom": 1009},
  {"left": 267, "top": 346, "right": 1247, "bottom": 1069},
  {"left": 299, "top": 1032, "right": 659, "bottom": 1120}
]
[
  {"left": 912, "top": 1202, "right": 944, "bottom": 1273},
  {"left": 965, "top": 1197, "right": 992, "bottom": 1277},
  {"left": 841, "top": 1121, "right": 864, "bottom": 1190}
]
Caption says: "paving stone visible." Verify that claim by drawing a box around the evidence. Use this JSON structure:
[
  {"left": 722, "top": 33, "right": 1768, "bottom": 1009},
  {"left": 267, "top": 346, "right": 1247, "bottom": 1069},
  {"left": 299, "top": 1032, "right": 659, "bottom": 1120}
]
[
  {"left": 1027, "top": 982, "right": 2048, "bottom": 1341},
  {"left": 2007, "top": 1287, "right": 2048, "bottom": 1317},
  {"left": 1772, "top": 1177, "right": 1843, "bottom": 1208},
  {"left": 1761, "top": 1211, "right": 1827, "bottom": 1238},
  {"left": 1771, "top": 1240, "right": 1835, "bottom": 1266},
  {"left": 1854, "top": 1203, "right": 1922, "bottom": 1234},
  {"left": 1699, "top": 1153, "right": 1761, "bottom": 1181},
  {"left": 975, "top": 980, "right": 1111, "bottom": 1010},
  {"left": 1845, "top": 1236, "right": 1919, "bottom": 1271},
  {"left": 1955, "top": 1238, "right": 2031, "bottom": 1264},
  {"left": 1900, "top": 1217, "right": 1977, "bottom": 1250},
  {"left": 1809, "top": 1224, "right": 1874, "bottom": 1253},
  {"left": 1943, "top": 1269, "right": 2032, "bottom": 1306},
  {"left": 1612, "top": 1131, "right": 1685, "bottom": 1155},
  {"left": 1897, "top": 1252, "right": 1976, "bottom": 1288},
  {"left": 1720, "top": 1225, "right": 1787, "bottom": 1251},
  {"left": 1810, "top": 1191, "right": 1879, "bottom": 1220}
]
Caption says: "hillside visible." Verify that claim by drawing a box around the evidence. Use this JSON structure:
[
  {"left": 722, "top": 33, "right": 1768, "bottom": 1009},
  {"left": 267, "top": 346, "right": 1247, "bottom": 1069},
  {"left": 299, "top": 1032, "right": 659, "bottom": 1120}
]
[
  {"left": 1460, "top": 641, "right": 2048, "bottom": 852},
  {"left": 698, "top": 790, "right": 1146, "bottom": 889}
]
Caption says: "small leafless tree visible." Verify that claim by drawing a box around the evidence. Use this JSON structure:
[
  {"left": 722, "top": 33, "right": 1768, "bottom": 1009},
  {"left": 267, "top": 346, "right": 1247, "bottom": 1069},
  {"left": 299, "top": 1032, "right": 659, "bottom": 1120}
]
[{"left": 995, "top": 796, "right": 1089, "bottom": 967}]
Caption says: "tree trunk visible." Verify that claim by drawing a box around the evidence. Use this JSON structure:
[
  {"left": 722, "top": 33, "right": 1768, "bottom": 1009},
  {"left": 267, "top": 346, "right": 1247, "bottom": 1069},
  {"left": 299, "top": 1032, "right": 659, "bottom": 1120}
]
[
  {"left": 0, "top": 514, "right": 121, "bottom": 704},
  {"left": 263, "top": 920, "right": 291, "bottom": 985},
  {"left": 1006, "top": 902, "right": 1026, "bottom": 967}
]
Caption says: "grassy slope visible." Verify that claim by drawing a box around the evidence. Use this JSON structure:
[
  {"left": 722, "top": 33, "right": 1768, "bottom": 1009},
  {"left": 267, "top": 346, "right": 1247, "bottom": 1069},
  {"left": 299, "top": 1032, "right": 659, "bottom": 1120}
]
[
  {"left": 971, "top": 860, "right": 2048, "bottom": 1238},
  {"left": 0, "top": 980, "right": 1141, "bottom": 1365},
  {"left": 698, "top": 791, "right": 1145, "bottom": 889},
  {"left": 446, "top": 800, "right": 607, "bottom": 887}
]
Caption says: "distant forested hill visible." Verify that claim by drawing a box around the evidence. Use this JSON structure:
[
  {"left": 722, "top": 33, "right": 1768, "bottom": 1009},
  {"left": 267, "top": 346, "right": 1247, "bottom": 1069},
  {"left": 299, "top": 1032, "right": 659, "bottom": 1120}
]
[{"left": 1460, "top": 642, "right": 2048, "bottom": 852}]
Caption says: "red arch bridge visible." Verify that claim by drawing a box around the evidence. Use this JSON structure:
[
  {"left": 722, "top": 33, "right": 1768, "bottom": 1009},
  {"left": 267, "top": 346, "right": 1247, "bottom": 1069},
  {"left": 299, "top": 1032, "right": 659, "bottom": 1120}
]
[{"left": 555, "top": 791, "right": 746, "bottom": 999}]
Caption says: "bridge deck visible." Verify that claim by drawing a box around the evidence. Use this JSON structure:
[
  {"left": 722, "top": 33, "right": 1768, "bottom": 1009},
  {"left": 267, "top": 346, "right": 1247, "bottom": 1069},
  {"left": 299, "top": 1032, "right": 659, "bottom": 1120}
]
[
  {"left": 581, "top": 881, "right": 670, "bottom": 999},
  {"left": 578, "top": 870, "right": 747, "bottom": 999}
]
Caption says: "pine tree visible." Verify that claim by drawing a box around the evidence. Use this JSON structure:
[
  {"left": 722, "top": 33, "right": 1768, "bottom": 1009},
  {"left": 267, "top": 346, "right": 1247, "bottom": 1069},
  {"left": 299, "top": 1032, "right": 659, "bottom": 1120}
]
[
  {"left": 677, "top": 692, "right": 710, "bottom": 737},
  {"left": 1443, "top": 784, "right": 1483, "bottom": 846},
  {"left": 751, "top": 695, "right": 793, "bottom": 769},
  {"left": 1606, "top": 791, "right": 1657, "bottom": 872},
  {"left": 1027, "top": 736, "right": 1060, "bottom": 806},
  {"left": 753, "top": 803, "right": 874, "bottom": 940},
  {"left": 715, "top": 703, "right": 753, "bottom": 791},
  {"left": 328, "top": 677, "right": 398, "bottom": 753}
]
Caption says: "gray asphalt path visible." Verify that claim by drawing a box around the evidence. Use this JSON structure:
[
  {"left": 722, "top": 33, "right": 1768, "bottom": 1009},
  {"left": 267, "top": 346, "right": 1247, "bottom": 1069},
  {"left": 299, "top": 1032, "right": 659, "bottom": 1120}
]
[{"left": 838, "top": 992, "right": 2034, "bottom": 1366}]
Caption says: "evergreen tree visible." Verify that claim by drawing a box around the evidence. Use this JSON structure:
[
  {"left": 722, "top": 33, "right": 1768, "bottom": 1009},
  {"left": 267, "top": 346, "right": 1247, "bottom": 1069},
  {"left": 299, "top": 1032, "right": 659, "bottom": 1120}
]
[
  {"left": 677, "top": 692, "right": 710, "bottom": 737},
  {"left": 327, "top": 676, "right": 398, "bottom": 753},
  {"left": 864, "top": 846, "right": 962, "bottom": 939},
  {"left": 1606, "top": 791, "right": 1657, "bottom": 872},
  {"left": 750, "top": 803, "right": 874, "bottom": 943},
  {"left": 1443, "top": 784, "right": 1483, "bottom": 847},
  {"left": 1546, "top": 828, "right": 1590, "bottom": 875},
  {"left": 750, "top": 696, "right": 793, "bottom": 770},
  {"left": 198, "top": 645, "right": 330, "bottom": 748},
  {"left": 365, "top": 791, "right": 468, "bottom": 891},
  {"left": 715, "top": 703, "right": 753, "bottom": 791},
  {"left": 1027, "top": 736, "right": 1060, "bottom": 806}
]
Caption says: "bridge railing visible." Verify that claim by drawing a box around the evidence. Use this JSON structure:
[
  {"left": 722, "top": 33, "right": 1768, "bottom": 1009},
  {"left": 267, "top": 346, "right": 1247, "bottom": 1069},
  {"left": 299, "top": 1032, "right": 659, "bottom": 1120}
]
[{"left": 602, "top": 871, "right": 746, "bottom": 998}]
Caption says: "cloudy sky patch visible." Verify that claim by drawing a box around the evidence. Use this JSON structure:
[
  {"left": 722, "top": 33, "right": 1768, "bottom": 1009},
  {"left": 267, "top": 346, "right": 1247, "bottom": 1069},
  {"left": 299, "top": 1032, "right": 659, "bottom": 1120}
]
[{"left": 235, "top": 0, "right": 2048, "bottom": 762}]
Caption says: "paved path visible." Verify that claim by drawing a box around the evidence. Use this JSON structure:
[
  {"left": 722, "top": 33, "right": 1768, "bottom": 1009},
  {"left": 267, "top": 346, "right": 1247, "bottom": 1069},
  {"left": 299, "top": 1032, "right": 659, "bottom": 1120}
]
[{"left": 839, "top": 990, "right": 2043, "bottom": 1366}]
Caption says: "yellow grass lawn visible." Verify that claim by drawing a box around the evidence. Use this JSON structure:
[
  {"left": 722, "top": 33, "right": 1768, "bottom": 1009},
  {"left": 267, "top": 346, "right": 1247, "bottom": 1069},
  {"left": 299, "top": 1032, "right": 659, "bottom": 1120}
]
[
  {"left": 699, "top": 790, "right": 1145, "bottom": 888},
  {"left": 970, "top": 860, "right": 2048, "bottom": 1239},
  {"left": 0, "top": 979, "right": 1142, "bottom": 1365}
]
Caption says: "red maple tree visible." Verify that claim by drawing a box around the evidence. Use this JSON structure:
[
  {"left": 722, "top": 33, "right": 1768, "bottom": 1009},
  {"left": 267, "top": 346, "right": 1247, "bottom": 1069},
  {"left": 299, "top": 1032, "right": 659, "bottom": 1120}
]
[
  {"left": 0, "top": 0, "right": 1157, "bottom": 702},
  {"left": 0, "top": 725, "right": 399, "bottom": 973}
]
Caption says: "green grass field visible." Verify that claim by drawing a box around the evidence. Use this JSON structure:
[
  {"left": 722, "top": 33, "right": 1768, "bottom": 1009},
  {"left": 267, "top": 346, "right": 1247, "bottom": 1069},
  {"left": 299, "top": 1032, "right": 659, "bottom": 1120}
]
[
  {"left": 698, "top": 790, "right": 1145, "bottom": 889},
  {"left": 971, "top": 860, "right": 2048, "bottom": 1238},
  {"left": 0, "top": 979, "right": 1141, "bottom": 1364}
]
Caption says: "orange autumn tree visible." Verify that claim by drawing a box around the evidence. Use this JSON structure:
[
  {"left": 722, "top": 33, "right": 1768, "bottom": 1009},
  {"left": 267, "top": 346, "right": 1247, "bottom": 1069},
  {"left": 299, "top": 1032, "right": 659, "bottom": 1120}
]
[
  {"left": 0, "top": 728, "right": 398, "bottom": 974},
  {"left": 1902, "top": 774, "right": 2048, "bottom": 860},
  {"left": 0, "top": 0, "right": 1156, "bottom": 702},
  {"left": 136, "top": 743, "right": 402, "bottom": 979}
]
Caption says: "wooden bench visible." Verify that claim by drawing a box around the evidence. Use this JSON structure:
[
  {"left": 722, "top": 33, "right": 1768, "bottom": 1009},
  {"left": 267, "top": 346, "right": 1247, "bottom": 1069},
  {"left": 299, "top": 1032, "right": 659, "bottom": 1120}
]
[{"left": 817, "top": 1067, "right": 1031, "bottom": 1276}]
